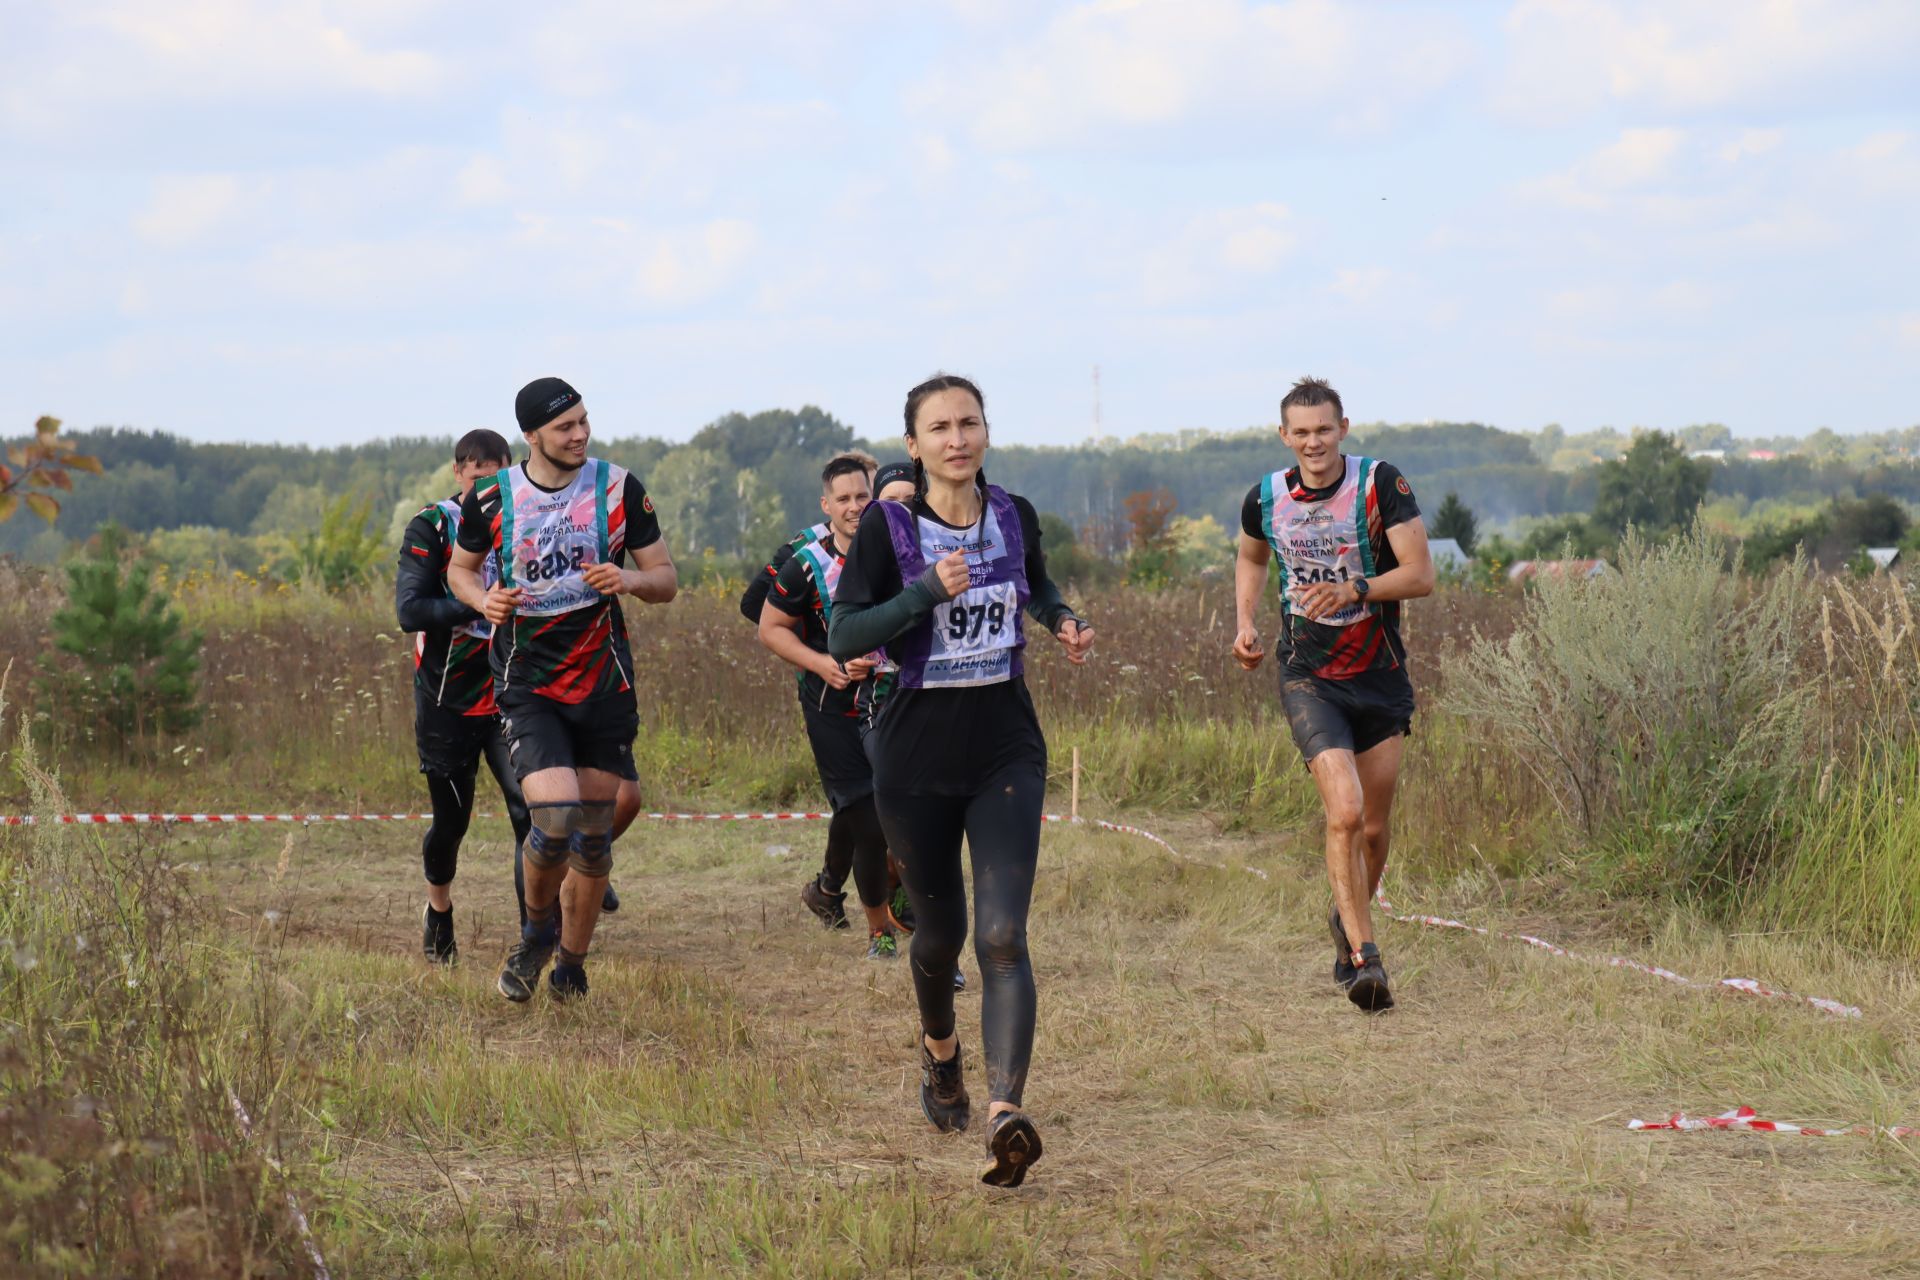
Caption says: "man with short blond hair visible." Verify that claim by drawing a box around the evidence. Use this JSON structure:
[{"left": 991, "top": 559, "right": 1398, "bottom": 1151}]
[{"left": 1232, "top": 377, "right": 1435, "bottom": 1013}]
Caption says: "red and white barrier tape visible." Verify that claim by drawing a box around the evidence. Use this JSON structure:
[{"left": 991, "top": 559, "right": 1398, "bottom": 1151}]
[
  {"left": 1629, "top": 1106, "right": 1919, "bottom": 1139},
  {"left": 1373, "top": 889, "right": 1862, "bottom": 1020},
  {"left": 5, "top": 808, "right": 1853, "bottom": 1019},
  {"left": 227, "top": 1088, "right": 332, "bottom": 1280},
  {"left": 0, "top": 810, "right": 840, "bottom": 826}
]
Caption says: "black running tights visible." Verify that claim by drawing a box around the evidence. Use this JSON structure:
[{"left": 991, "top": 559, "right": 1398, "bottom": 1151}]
[
  {"left": 827, "top": 794, "right": 891, "bottom": 909},
  {"left": 877, "top": 762, "right": 1044, "bottom": 1106},
  {"left": 422, "top": 733, "right": 532, "bottom": 888}
]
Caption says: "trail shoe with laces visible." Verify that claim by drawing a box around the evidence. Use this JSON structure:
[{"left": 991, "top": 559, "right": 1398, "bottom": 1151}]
[
  {"left": 422, "top": 904, "right": 457, "bottom": 965},
  {"left": 982, "top": 1109, "right": 1043, "bottom": 1188},
  {"left": 497, "top": 930, "right": 557, "bottom": 1003},
  {"left": 888, "top": 887, "right": 916, "bottom": 935},
  {"left": 800, "top": 873, "right": 850, "bottom": 930},
  {"left": 868, "top": 930, "right": 899, "bottom": 960},
  {"left": 601, "top": 883, "right": 621, "bottom": 914},
  {"left": 1347, "top": 941, "right": 1394, "bottom": 1013},
  {"left": 1328, "top": 901, "right": 1356, "bottom": 990},
  {"left": 549, "top": 962, "right": 589, "bottom": 1002},
  {"left": 920, "top": 1038, "right": 971, "bottom": 1133}
]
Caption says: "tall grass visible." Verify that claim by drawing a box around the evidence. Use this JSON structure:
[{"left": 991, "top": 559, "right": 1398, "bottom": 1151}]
[{"left": 0, "top": 668, "right": 319, "bottom": 1276}]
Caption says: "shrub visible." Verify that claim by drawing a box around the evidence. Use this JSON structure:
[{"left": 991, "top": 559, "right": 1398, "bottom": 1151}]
[{"left": 1447, "top": 524, "right": 1811, "bottom": 894}]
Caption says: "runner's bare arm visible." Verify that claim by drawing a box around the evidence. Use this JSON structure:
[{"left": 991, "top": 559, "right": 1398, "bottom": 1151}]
[
  {"left": 1233, "top": 532, "right": 1270, "bottom": 670},
  {"left": 447, "top": 544, "right": 487, "bottom": 612},
  {"left": 757, "top": 605, "right": 854, "bottom": 688},
  {"left": 624, "top": 537, "right": 679, "bottom": 603},
  {"left": 1375, "top": 517, "right": 1436, "bottom": 600}
]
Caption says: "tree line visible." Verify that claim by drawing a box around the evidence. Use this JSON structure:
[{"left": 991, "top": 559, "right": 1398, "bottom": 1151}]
[{"left": 5, "top": 411, "right": 1919, "bottom": 576}]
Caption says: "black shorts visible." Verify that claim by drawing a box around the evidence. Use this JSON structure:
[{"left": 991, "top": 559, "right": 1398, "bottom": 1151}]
[
  {"left": 414, "top": 684, "right": 502, "bottom": 778},
  {"left": 802, "top": 700, "right": 875, "bottom": 812},
  {"left": 1280, "top": 666, "right": 1415, "bottom": 764},
  {"left": 497, "top": 687, "right": 640, "bottom": 782}
]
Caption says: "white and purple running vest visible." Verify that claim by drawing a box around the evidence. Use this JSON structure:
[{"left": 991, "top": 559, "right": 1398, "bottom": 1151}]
[{"left": 877, "top": 486, "right": 1029, "bottom": 689}]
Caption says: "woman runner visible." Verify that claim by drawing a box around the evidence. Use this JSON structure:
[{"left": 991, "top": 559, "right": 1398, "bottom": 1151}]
[{"left": 829, "top": 373, "right": 1094, "bottom": 1187}]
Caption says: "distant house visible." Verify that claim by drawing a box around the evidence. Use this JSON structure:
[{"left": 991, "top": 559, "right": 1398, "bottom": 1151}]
[
  {"left": 1745, "top": 449, "right": 1779, "bottom": 461},
  {"left": 1688, "top": 449, "right": 1727, "bottom": 461},
  {"left": 1427, "top": 538, "right": 1471, "bottom": 574},
  {"left": 1507, "top": 558, "right": 1611, "bottom": 585},
  {"left": 1867, "top": 547, "right": 1900, "bottom": 572}
]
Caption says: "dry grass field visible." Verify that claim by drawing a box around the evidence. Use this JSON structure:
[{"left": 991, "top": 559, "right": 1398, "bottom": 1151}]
[
  {"left": 6, "top": 556, "right": 1920, "bottom": 1277},
  {"left": 104, "top": 806, "right": 1915, "bottom": 1278}
]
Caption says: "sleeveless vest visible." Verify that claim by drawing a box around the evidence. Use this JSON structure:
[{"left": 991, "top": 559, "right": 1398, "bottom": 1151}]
[
  {"left": 1257, "top": 456, "right": 1381, "bottom": 632},
  {"left": 494, "top": 459, "right": 628, "bottom": 617},
  {"left": 429, "top": 497, "right": 495, "bottom": 643},
  {"left": 877, "top": 486, "right": 1029, "bottom": 690}
]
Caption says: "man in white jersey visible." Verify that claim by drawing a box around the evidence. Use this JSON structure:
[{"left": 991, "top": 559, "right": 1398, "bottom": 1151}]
[
  {"left": 1232, "top": 377, "right": 1433, "bottom": 1013},
  {"left": 448, "top": 377, "right": 677, "bottom": 1003}
]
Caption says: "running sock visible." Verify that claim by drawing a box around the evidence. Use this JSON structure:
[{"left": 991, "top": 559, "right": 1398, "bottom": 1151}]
[
  {"left": 523, "top": 899, "right": 558, "bottom": 944},
  {"left": 557, "top": 944, "right": 588, "bottom": 968}
]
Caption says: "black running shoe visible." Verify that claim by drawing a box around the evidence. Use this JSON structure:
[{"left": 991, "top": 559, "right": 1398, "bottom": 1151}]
[
  {"left": 953, "top": 968, "right": 967, "bottom": 991},
  {"left": 1348, "top": 942, "right": 1394, "bottom": 1013},
  {"left": 887, "top": 886, "right": 916, "bottom": 935},
  {"left": 601, "top": 884, "right": 620, "bottom": 914},
  {"left": 800, "top": 874, "right": 849, "bottom": 930},
  {"left": 1329, "top": 901, "right": 1356, "bottom": 990},
  {"left": 549, "top": 963, "right": 589, "bottom": 1002},
  {"left": 920, "top": 1038, "right": 971, "bottom": 1133},
  {"left": 982, "top": 1110, "right": 1043, "bottom": 1188},
  {"left": 422, "top": 904, "right": 457, "bottom": 965},
  {"left": 497, "top": 932, "right": 556, "bottom": 1003}
]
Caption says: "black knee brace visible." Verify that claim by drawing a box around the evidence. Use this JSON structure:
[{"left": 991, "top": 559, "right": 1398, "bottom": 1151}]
[
  {"left": 523, "top": 802, "right": 579, "bottom": 873},
  {"left": 568, "top": 802, "right": 617, "bottom": 877}
]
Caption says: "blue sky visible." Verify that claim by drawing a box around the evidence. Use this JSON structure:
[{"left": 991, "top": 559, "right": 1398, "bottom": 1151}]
[{"left": 3, "top": 0, "right": 1917, "bottom": 446}]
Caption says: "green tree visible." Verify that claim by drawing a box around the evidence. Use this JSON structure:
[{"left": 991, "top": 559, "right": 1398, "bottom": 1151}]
[
  {"left": 651, "top": 446, "right": 731, "bottom": 557},
  {"left": 37, "top": 525, "right": 202, "bottom": 752},
  {"left": 1037, "top": 511, "right": 1104, "bottom": 586},
  {"left": 1590, "top": 431, "right": 1712, "bottom": 538},
  {"left": 293, "top": 493, "right": 385, "bottom": 591},
  {"left": 1827, "top": 493, "right": 1909, "bottom": 549},
  {"left": 1430, "top": 491, "right": 1479, "bottom": 554}
]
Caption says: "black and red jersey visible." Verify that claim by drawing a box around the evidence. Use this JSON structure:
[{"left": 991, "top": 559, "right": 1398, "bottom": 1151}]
[{"left": 396, "top": 499, "right": 496, "bottom": 716}]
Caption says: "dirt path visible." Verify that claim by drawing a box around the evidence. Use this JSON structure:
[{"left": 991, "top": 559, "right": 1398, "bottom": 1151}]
[{"left": 186, "top": 813, "right": 1920, "bottom": 1278}]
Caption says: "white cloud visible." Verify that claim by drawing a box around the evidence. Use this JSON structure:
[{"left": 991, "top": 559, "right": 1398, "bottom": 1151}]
[
  {"left": 1330, "top": 267, "right": 1391, "bottom": 302},
  {"left": 636, "top": 219, "right": 760, "bottom": 305},
  {"left": 1142, "top": 203, "right": 1294, "bottom": 303},
  {"left": 1718, "top": 129, "right": 1783, "bottom": 163},
  {"left": 1899, "top": 315, "right": 1920, "bottom": 349},
  {"left": 133, "top": 174, "right": 248, "bottom": 247},
  {"left": 924, "top": 0, "right": 1472, "bottom": 149},
  {"left": 1498, "top": 0, "right": 1920, "bottom": 119},
  {"left": 1518, "top": 127, "right": 1707, "bottom": 216}
]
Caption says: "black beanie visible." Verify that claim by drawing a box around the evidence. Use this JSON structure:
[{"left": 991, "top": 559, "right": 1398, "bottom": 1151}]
[
  {"left": 873, "top": 460, "right": 915, "bottom": 494},
  {"left": 515, "top": 377, "right": 582, "bottom": 432}
]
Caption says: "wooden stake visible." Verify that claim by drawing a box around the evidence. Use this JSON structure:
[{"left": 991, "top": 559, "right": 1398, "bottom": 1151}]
[{"left": 1071, "top": 747, "right": 1081, "bottom": 821}]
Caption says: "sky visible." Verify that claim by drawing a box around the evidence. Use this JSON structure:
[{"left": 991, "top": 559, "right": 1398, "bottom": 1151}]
[{"left": 3, "top": 0, "right": 1917, "bottom": 447}]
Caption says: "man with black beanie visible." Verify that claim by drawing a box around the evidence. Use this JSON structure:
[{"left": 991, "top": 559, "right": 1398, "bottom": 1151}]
[{"left": 448, "top": 377, "right": 678, "bottom": 1003}]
